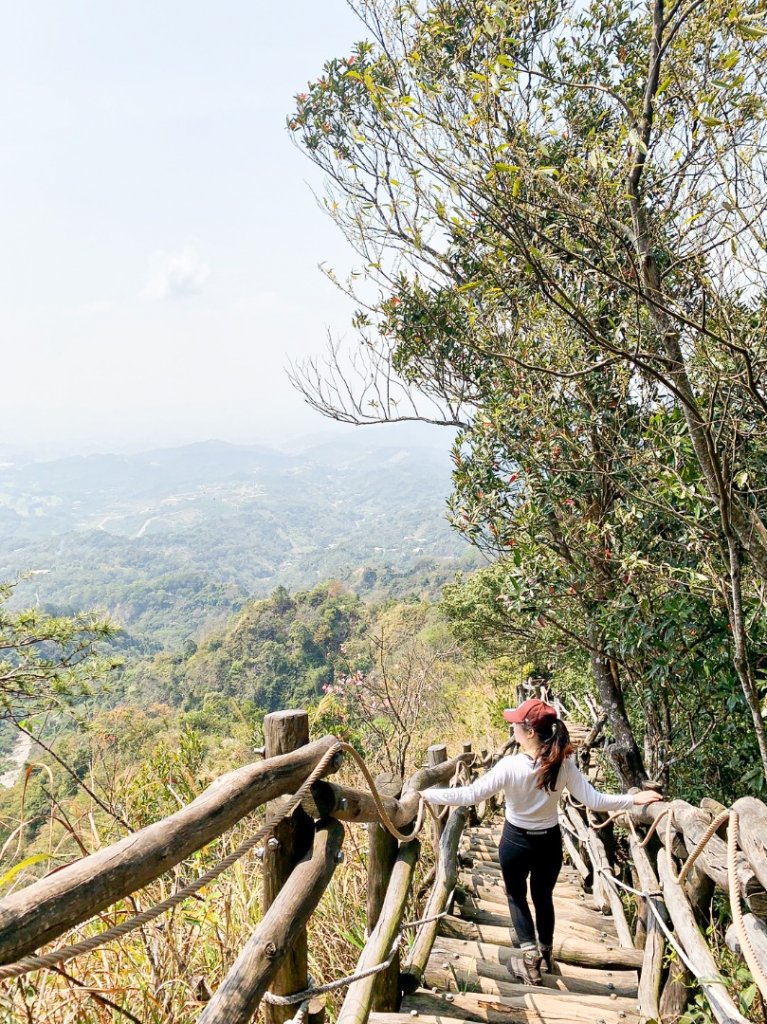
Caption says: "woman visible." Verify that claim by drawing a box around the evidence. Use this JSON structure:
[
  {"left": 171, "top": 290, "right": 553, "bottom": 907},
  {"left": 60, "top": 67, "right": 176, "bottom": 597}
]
[{"left": 422, "top": 698, "right": 661, "bottom": 985}]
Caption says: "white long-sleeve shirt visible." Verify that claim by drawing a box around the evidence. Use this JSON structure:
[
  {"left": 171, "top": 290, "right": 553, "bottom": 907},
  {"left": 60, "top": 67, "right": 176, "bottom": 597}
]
[{"left": 422, "top": 753, "right": 634, "bottom": 829}]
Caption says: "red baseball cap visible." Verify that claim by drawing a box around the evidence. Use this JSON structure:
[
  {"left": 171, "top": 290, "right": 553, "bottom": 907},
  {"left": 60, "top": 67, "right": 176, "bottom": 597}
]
[{"left": 503, "top": 698, "right": 558, "bottom": 727}]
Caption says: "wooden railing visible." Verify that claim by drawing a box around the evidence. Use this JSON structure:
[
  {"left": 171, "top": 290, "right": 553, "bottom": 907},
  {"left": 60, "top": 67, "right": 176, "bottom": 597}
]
[{"left": 1, "top": 707, "right": 766, "bottom": 1024}]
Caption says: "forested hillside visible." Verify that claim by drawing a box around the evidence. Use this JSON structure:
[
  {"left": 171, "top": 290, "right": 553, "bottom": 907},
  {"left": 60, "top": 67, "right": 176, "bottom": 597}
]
[{"left": 0, "top": 438, "right": 478, "bottom": 649}]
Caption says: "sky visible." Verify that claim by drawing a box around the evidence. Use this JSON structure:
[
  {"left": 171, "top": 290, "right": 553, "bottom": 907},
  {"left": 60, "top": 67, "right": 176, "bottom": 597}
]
[{"left": 0, "top": 2, "right": 428, "bottom": 457}]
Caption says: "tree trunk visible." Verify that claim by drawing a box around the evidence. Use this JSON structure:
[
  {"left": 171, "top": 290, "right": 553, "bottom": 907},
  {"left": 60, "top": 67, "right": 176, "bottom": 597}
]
[{"left": 587, "top": 632, "right": 646, "bottom": 787}]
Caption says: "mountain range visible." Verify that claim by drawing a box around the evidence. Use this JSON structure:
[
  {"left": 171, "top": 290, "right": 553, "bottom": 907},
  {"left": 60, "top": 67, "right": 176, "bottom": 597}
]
[{"left": 0, "top": 437, "right": 477, "bottom": 648}]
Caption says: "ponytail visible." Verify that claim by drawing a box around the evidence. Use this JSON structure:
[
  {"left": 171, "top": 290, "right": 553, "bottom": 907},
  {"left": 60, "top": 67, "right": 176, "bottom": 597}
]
[{"left": 530, "top": 718, "right": 573, "bottom": 792}]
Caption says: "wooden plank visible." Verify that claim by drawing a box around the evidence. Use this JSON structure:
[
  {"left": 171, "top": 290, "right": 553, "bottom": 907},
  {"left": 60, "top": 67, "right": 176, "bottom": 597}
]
[
  {"left": 402, "top": 806, "right": 469, "bottom": 991},
  {"left": 263, "top": 710, "right": 315, "bottom": 1024},
  {"left": 455, "top": 895, "right": 618, "bottom": 936},
  {"left": 458, "top": 868, "right": 593, "bottom": 909},
  {"left": 432, "top": 935, "right": 638, "bottom": 995},
  {"left": 657, "top": 852, "right": 749, "bottom": 1024},
  {"left": 438, "top": 917, "right": 643, "bottom": 969},
  {"left": 337, "top": 839, "right": 420, "bottom": 1024},
  {"left": 199, "top": 819, "right": 344, "bottom": 1024},
  {"left": 424, "top": 950, "right": 637, "bottom": 998},
  {"left": 402, "top": 987, "right": 638, "bottom": 1023},
  {"left": 0, "top": 733, "right": 342, "bottom": 964}
]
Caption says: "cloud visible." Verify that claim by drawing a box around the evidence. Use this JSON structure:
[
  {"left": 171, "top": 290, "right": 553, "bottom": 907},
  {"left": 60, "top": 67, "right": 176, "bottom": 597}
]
[{"left": 142, "top": 245, "right": 210, "bottom": 300}]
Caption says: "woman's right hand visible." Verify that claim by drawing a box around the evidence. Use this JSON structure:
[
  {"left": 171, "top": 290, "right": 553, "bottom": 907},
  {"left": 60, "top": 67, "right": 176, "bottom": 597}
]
[{"left": 632, "top": 789, "right": 663, "bottom": 805}]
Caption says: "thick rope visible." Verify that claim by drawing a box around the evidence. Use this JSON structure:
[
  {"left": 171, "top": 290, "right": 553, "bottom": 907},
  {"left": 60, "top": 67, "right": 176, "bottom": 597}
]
[
  {"left": 727, "top": 810, "right": 767, "bottom": 1000},
  {"left": 0, "top": 742, "right": 344, "bottom": 981},
  {"left": 263, "top": 939, "right": 403, "bottom": 1005},
  {"left": 336, "top": 742, "right": 427, "bottom": 843},
  {"left": 0, "top": 740, "right": 464, "bottom": 982},
  {"left": 601, "top": 807, "right": 767, "bottom": 1002},
  {"left": 262, "top": 885, "right": 458, "bottom": 1005},
  {"left": 665, "top": 807, "right": 729, "bottom": 885}
]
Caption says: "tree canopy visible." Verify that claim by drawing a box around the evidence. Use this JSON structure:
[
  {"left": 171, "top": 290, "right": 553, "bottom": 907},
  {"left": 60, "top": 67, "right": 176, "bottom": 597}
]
[{"left": 290, "top": 0, "right": 767, "bottom": 788}]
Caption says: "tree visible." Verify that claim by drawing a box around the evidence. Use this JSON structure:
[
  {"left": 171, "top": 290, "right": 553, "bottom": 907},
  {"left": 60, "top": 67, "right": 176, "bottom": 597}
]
[
  {"left": 289, "top": 0, "right": 767, "bottom": 782},
  {"left": 0, "top": 580, "right": 116, "bottom": 720}
]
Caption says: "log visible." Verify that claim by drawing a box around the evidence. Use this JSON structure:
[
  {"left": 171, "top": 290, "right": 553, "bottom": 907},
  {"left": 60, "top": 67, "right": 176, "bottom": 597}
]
[
  {"left": 564, "top": 805, "right": 607, "bottom": 912},
  {"left": 401, "top": 806, "right": 469, "bottom": 992},
  {"left": 423, "top": 960, "right": 640, "bottom": 1011},
  {"left": 367, "top": 773, "right": 403, "bottom": 1013},
  {"left": 426, "top": 940, "right": 638, "bottom": 997},
  {"left": 633, "top": 800, "right": 761, "bottom": 900},
  {"left": 657, "top": 852, "right": 750, "bottom": 1024},
  {"left": 402, "top": 754, "right": 473, "bottom": 795},
  {"left": 659, "top": 964, "right": 691, "bottom": 1024},
  {"left": 427, "top": 745, "right": 449, "bottom": 848},
  {"left": 581, "top": 830, "right": 633, "bottom": 948},
  {"left": 438, "top": 916, "right": 643, "bottom": 969},
  {"left": 336, "top": 839, "right": 420, "bottom": 1024},
  {"left": 725, "top": 913, "right": 767, "bottom": 970},
  {"left": 732, "top": 797, "right": 767, "bottom": 894},
  {"left": 626, "top": 828, "right": 665, "bottom": 1024},
  {"left": 562, "top": 827, "right": 591, "bottom": 881},
  {"left": 458, "top": 881, "right": 601, "bottom": 921},
  {"left": 458, "top": 867, "right": 593, "bottom": 902},
  {"left": 0, "top": 733, "right": 342, "bottom": 963},
  {"left": 401, "top": 986, "right": 637, "bottom": 1023},
  {"left": 263, "top": 711, "right": 315, "bottom": 1024},
  {"left": 305, "top": 754, "right": 472, "bottom": 830},
  {"left": 199, "top": 819, "right": 344, "bottom": 1024},
  {"left": 455, "top": 893, "right": 618, "bottom": 935}
]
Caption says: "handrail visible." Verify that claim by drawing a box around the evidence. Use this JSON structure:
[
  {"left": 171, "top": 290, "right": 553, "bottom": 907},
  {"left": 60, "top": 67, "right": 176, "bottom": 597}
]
[{"left": 3, "top": 708, "right": 767, "bottom": 1024}]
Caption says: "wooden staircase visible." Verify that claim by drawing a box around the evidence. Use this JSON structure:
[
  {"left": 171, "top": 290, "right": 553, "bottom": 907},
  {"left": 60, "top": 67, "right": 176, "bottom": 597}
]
[{"left": 372, "top": 822, "right": 642, "bottom": 1024}]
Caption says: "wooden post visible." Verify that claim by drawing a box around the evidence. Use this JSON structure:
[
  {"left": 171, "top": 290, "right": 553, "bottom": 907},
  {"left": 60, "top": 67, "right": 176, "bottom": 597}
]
[
  {"left": 263, "top": 710, "right": 316, "bottom": 1024},
  {"left": 427, "top": 745, "right": 448, "bottom": 848},
  {"left": 401, "top": 805, "right": 469, "bottom": 992},
  {"left": 337, "top": 838, "right": 420, "bottom": 1024},
  {"left": 200, "top": 820, "right": 344, "bottom": 1024},
  {"left": 367, "top": 772, "right": 403, "bottom": 1012},
  {"left": 657, "top": 853, "right": 750, "bottom": 1024},
  {"left": 627, "top": 827, "right": 665, "bottom": 1023}
]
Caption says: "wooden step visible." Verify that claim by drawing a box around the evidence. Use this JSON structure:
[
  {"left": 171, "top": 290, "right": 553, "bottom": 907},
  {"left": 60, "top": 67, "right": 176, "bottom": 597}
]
[
  {"left": 439, "top": 917, "right": 643, "bottom": 969},
  {"left": 456, "top": 895, "right": 618, "bottom": 937},
  {"left": 415, "top": 970, "right": 638, "bottom": 1019},
  {"left": 459, "top": 877, "right": 604, "bottom": 916},
  {"left": 400, "top": 986, "right": 639, "bottom": 1023},
  {"left": 431, "top": 937, "right": 637, "bottom": 997},
  {"left": 458, "top": 874, "right": 600, "bottom": 917}
]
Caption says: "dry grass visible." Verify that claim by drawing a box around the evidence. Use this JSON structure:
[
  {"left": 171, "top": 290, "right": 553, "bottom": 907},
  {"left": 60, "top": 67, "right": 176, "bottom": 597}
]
[{"left": 0, "top": 778, "right": 455, "bottom": 1021}]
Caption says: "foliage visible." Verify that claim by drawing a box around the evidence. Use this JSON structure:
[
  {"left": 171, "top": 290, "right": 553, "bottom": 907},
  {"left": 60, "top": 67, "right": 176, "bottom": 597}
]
[
  {"left": 0, "top": 439, "right": 476, "bottom": 650},
  {"left": 289, "top": 0, "right": 767, "bottom": 786},
  {"left": 0, "top": 579, "right": 116, "bottom": 719}
]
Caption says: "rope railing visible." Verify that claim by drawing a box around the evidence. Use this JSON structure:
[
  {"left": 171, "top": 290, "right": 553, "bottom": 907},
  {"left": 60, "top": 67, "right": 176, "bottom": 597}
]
[
  {"left": 0, "top": 741, "right": 346, "bottom": 981},
  {"left": 5, "top": 708, "right": 767, "bottom": 1024},
  {"left": 0, "top": 729, "right": 471, "bottom": 1022},
  {"left": 567, "top": 795, "right": 767, "bottom": 1021}
]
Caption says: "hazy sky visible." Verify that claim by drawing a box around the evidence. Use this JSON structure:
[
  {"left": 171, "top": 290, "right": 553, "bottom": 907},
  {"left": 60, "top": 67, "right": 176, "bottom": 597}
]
[{"left": 0, "top": 2, "right": 397, "bottom": 456}]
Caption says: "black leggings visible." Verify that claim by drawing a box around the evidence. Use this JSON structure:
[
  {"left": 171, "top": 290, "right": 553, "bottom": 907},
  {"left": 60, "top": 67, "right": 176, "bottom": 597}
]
[{"left": 498, "top": 820, "right": 563, "bottom": 947}]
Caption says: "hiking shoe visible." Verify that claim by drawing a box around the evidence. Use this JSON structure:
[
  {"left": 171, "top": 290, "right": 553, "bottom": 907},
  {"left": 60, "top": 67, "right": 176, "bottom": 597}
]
[
  {"left": 507, "top": 949, "right": 543, "bottom": 986},
  {"left": 538, "top": 944, "right": 554, "bottom": 974}
]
